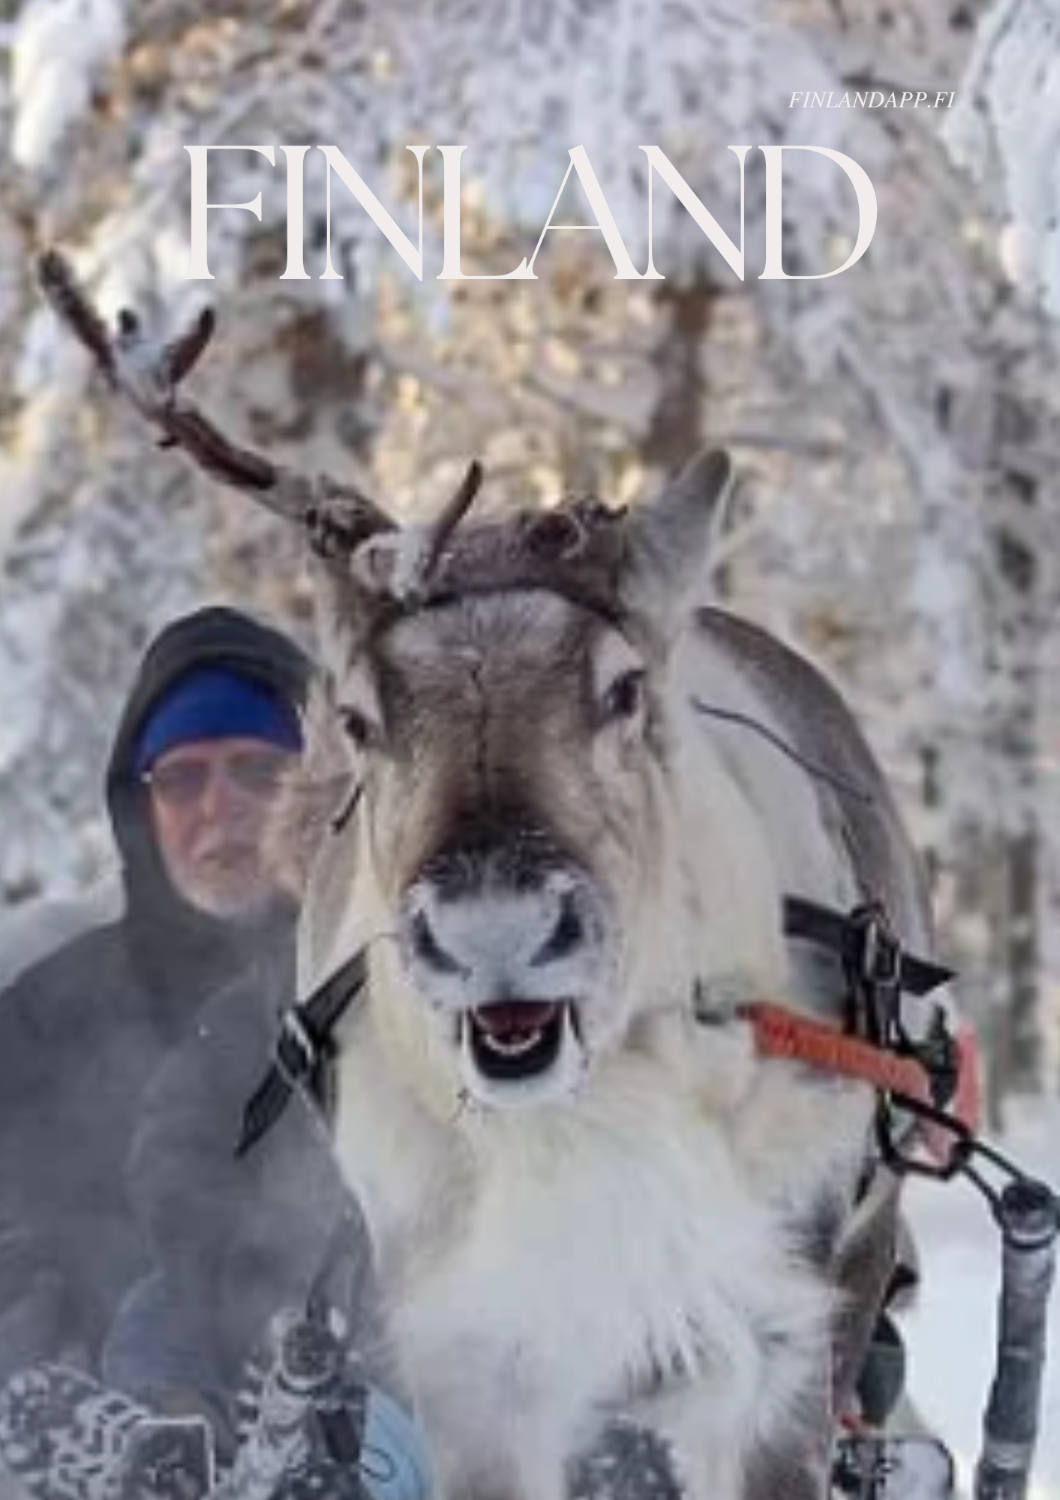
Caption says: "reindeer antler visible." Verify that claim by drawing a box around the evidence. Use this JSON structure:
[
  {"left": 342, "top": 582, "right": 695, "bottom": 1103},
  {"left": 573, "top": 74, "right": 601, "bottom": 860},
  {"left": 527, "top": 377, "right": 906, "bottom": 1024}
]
[
  {"left": 36, "top": 249, "right": 392, "bottom": 549},
  {"left": 38, "top": 248, "right": 636, "bottom": 619},
  {"left": 351, "top": 494, "right": 630, "bottom": 619},
  {"left": 419, "top": 459, "right": 485, "bottom": 587}
]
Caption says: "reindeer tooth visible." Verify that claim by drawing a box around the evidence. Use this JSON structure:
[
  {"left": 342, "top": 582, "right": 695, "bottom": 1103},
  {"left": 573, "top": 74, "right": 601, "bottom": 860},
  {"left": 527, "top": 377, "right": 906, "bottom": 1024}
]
[{"left": 481, "top": 1029, "right": 545, "bottom": 1057}]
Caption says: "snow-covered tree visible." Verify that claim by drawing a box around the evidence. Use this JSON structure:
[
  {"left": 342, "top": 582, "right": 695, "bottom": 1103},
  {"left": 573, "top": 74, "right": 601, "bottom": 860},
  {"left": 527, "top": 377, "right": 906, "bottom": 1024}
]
[{"left": 2, "top": 0, "right": 1058, "bottom": 1102}]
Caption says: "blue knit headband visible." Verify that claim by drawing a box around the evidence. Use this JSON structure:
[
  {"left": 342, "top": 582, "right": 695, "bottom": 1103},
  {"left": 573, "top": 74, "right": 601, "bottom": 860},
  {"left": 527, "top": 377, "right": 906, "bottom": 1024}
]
[{"left": 133, "top": 666, "right": 303, "bottom": 774}]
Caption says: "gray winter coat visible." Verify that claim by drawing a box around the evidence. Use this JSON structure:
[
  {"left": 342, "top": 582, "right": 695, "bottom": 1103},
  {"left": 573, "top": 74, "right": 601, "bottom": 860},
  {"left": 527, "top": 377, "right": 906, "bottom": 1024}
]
[
  {"left": 124, "top": 957, "right": 379, "bottom": 1400},
  {"left": 0, "top": 607, "right": 310, "bottom": 1379}
]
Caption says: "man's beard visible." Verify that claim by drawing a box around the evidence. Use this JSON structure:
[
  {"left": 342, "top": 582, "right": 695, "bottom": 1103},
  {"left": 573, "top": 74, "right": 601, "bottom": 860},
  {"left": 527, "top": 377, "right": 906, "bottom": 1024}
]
[{"left": 169, "top": 843, "right": 282, "bottom": 927}]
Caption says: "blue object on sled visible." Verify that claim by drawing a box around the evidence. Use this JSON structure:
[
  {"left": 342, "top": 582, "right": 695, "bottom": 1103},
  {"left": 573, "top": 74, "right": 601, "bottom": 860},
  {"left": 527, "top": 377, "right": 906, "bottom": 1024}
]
[{"left": 361, "top": 1385, "right": 432, "bottom": 1500}]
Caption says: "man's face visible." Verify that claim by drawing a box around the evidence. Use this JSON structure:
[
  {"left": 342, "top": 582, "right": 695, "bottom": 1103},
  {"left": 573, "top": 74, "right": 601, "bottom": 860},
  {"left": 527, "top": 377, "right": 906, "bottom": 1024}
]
[{"left": 146, "top": 736, "right": 297, "bottom": 922}]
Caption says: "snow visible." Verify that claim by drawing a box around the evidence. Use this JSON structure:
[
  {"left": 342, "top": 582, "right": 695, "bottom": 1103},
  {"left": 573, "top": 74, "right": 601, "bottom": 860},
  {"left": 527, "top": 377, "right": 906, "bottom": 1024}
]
[
  {"left": 904, "top": 1099, "right": 1060, "bottom": 1499},
  {"left": 945, "top": 0, "right": 1060, "bottom": 319},
  {"left": 10, "top": 0, "right": 127, "bottom": 174}
]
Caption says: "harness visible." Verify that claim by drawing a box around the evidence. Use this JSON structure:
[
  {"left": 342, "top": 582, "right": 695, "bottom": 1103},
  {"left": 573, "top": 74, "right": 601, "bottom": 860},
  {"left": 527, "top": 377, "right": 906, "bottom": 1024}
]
[
  {"left": 238, "top": 895, "right": 963, "bottom": 1162},
  {"left": 238, "top": 900, "right": 1057, "bottom": 1500},
  {"left": 237, "top": 949, "right": 367, "bottom": 1158}
]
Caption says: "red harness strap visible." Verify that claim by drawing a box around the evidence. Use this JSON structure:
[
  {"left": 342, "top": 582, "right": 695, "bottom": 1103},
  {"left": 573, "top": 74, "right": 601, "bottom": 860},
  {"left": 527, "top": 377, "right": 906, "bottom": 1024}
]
[
  {"left": 742, "top": 1001, "right": 981, "bottom": 1163},
  {"left": 949, "top": 1026, "right": 982, "bottom": 1135}
]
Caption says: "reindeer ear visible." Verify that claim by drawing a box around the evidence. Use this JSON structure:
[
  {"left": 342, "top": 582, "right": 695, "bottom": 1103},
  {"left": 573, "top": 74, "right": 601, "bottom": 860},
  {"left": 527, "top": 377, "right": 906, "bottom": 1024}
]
[
  {"left": 306, "top": 512, "right": 409, "bottom": 681},
  {"left": 622, "top": 448, "right": 733, "bottom": 628},
  {"left": 309, "top": 556, "right": 382, "bottom": 684}
]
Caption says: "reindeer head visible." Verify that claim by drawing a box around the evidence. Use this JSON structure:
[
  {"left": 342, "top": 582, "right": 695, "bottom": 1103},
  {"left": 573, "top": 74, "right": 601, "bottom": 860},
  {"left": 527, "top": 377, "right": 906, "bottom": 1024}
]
[{"left": 299, "top": 451, "right": 735, "bottom": 1114}]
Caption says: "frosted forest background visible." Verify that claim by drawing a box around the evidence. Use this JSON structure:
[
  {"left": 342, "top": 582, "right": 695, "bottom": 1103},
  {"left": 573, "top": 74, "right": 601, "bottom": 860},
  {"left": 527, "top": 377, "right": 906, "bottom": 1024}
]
[
  {"left": 2, "top": 0, "right": 1060, "bottom": 1129},
  {"left": 3, "top": 1, "right": 1060, "bottom": 1491}
]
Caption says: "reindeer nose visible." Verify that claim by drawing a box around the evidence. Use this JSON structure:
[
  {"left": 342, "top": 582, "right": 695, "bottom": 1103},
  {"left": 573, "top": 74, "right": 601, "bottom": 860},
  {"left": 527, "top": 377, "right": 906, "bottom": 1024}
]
[
  {"left": 407, "top": 883, "right": 588, "bottom": 975},
  {"left": 401, "top": 855, "right": 601, "bottom": 1005}
]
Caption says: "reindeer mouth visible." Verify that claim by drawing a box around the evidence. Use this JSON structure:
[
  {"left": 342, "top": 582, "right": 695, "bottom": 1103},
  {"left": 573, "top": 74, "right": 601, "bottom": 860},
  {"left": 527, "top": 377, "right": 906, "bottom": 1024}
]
[{"left": 461, "top": 1001, "right": 577, "bottom": 1082}]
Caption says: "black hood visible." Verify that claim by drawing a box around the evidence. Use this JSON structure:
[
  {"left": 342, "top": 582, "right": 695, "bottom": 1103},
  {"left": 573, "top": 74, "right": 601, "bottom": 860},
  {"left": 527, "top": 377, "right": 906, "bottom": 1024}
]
[{"left": 106, "top": 606, "right": 313, "bottom": 992}]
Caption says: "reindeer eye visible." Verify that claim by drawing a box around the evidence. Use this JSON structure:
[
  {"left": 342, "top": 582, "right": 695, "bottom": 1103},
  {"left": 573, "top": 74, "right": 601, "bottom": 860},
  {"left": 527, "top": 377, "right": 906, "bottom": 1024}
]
[
  {"left": 339, "top": 706, "right": 375, "bottom": 749},
  {"left": 601, "top": 669, "right": 646, "bottom": 724}
]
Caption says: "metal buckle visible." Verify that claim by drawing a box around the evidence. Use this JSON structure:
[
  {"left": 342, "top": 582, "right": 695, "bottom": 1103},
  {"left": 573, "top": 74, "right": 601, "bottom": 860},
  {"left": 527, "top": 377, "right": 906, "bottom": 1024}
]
[
  {"left": 845, "top": 904, "right": 904, "bottom": 1049},
  {"left": 856, "top": 905, "right": 903, "bottom": 990},
  {"left": 276, "top": 1006, "right": 318, "bottom": 1087},
  {"left": 876, "top": 1091, "right": 974, "bottom": 1181}
]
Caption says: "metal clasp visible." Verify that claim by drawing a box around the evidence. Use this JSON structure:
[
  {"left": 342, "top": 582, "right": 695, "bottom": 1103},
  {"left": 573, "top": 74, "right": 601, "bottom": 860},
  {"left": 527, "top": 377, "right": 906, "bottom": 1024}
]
[
  {"left": 275, "top": 1006, "right": 318, "bottom": 1087},
  {"left": 845, "top": 904, "right": 904, "bottom": 1049}
]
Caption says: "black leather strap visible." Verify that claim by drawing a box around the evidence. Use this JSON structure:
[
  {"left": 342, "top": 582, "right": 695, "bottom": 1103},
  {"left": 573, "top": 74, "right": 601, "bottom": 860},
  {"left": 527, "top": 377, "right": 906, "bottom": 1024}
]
[
  {"left": 236, "top": 948, "right": 367, "bottom": 1157},
  {"left": 783, "top": 896, "right": 954, "bottom": 997}
]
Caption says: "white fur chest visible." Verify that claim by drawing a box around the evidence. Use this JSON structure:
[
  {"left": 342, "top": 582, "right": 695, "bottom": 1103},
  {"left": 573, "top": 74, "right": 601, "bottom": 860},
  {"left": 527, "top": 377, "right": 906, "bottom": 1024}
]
[{"left": 333, "top": 1039, "right": 834, "bottom": 1498}]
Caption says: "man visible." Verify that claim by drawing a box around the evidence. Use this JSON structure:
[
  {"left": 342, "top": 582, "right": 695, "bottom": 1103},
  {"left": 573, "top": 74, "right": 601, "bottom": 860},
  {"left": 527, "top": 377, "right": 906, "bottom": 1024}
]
[
  {"left": 0, "top": 607, "right": 434, "bottom": 1500},
  {"left": 0, "top": 605, "right": 311, "bottom": 1380}
]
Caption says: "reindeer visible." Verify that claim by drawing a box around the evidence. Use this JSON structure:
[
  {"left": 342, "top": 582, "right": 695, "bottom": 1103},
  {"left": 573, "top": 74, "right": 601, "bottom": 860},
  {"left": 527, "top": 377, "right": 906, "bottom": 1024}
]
[{"left": 41, "top": 252, "right": 955, "bottom": 1500}]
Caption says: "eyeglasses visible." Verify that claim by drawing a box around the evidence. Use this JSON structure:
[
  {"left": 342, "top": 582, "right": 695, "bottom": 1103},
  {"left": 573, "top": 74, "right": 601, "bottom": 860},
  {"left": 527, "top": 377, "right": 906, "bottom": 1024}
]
[{"left": 142, "top": 750, "right": 292, "bottom": 808}]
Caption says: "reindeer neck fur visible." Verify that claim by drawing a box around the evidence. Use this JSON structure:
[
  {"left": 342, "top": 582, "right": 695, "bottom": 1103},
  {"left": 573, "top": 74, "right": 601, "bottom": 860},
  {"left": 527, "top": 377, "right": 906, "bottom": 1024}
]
[{"left": 330, "top": 980, "right": 865, "bottom": 1500}]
